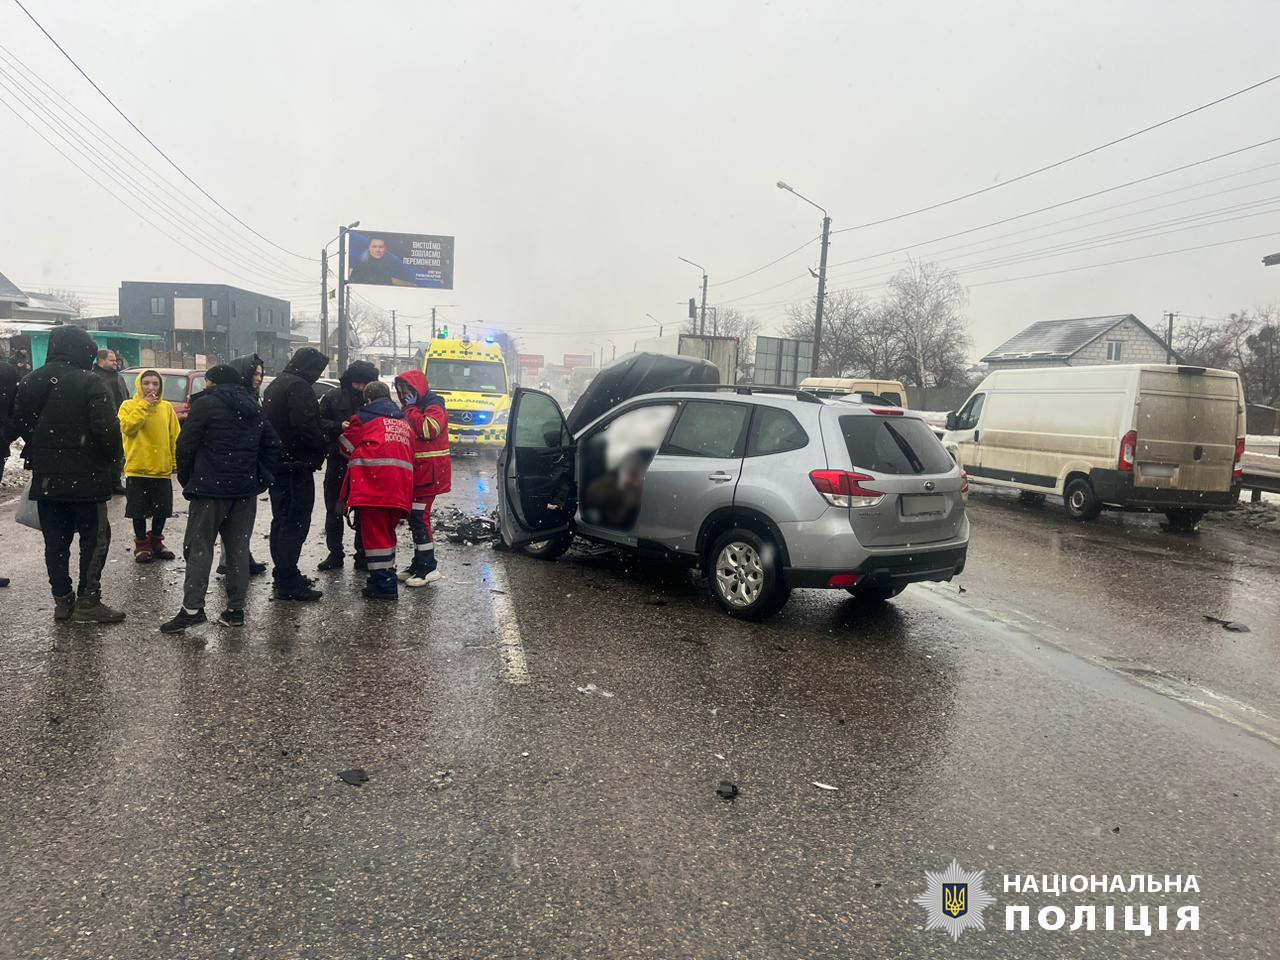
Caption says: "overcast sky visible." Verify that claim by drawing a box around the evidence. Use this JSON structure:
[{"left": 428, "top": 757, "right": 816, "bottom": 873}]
[{"left": 2, "top": 0, "right": 1278, "bottom": 364}]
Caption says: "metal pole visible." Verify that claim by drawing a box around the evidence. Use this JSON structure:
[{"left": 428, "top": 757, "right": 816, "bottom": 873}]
[
  {"left": 699, "top": 272, "right": 708, "bottom": 336},
  {"left": 320, "top": 247, "right": 329, "bottom": 367},
  {"left": 337, "top": 225, "right": 348, "bottom": 371},
  {"left": 814, "top": 214, "right": 831, "bottom": 376},
  {"left": 391, "top": 309, "right": 397, "bottom": 365},
  {"left": 1165, "top": 312, "right": 1175, "bottom": 364},
  {"left": 431, "top": 306, "right": 437, "bottom": 339}
]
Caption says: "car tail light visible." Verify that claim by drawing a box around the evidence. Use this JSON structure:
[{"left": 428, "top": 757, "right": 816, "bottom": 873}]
[
  {"left": 960, "top": 470, "right": 969, "bottom": 498},
  {"left": 1234, "top": 436, "right": 1246, "bottom": 480},
  {"left": 809, "top": 469, "right": 883, "bottom": 508},
  {"left": 1119, "top": 430, "right": 1137, "bottom": 473},
  {"left": 828, "top": 573, "right": 862, "bottom": 587},
  {"left": 869, "top": 408, "right": 904, "bottom": 416}
]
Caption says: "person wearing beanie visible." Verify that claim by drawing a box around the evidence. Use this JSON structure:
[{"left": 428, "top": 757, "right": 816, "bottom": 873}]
[
  {"left": 118, "top": 369, "right": 181, "bottom": 564},
  {"left": 316, "top": 359, "right": 379, "bottom": 571},
  {"left": 162, "top": 364, "right": 281, "bottom": 633},
  {"left": 11, "top": 326, "right": 126, "bottom": 623}
]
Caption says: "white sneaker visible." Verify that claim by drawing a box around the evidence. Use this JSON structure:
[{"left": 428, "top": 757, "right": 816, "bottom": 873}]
[
  {"left": 396, "top": 569, "right": 412, "bottom": 582},
  {"left": 405, "top": 569, "right": 442, "bottom": 588}
]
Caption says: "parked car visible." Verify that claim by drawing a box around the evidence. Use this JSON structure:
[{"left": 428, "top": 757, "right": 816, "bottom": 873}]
[
  {"left": 942, "top": 363, "right": 1245, "bottom": 530},
  {"left": 121, "top": 367, "right": 205, "bottom": 422},
  {"left": 498, "top": 355, "right": 968, "bottom": 621}
]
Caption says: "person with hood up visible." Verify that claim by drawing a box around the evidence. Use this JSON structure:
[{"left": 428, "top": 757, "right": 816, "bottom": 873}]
[
  {"left": 216, "top": 354, "right": 268, "bottom": 578},
  {"left": 337, "top": 381, "right": 414, "bottom": 601},
  {"left": 0, "top": 351, "right": 22, "bottom": 588},
  {"left": 118, "top": 369, "right": 181, "bottom": 564},
  {"left": 12, "top": 326, "right": 126, "bottom": 623},
  {"left": 162, "top": 364, "right": 281, "bottom": 633},
  {"left": 316, "top": 359, "right": 379, "bottom": 571},
  {"left": 394, "top": 369, "right": 452, "bottom": 586},
  {"left": 262, "top": 347, "right": 335, "bottom": 602}
]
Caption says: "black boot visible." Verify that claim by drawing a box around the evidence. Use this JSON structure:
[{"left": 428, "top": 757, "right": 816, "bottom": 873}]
[{"left": 317, "top": 553, "right": 344, "bottom": 571}]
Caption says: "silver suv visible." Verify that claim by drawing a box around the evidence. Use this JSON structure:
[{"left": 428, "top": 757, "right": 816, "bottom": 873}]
[{"left": 497, "top": 382, "right": 969, "bottom": 620}]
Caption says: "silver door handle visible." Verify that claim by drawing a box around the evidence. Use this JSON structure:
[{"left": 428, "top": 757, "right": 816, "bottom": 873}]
[{"left": 708, "top": 471, "right": 734, "bottom": 482}]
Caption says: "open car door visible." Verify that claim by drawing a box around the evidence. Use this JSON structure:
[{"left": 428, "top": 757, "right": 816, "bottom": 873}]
[{"left": 498, "top": 388, "right": 577, "bottom": 547}]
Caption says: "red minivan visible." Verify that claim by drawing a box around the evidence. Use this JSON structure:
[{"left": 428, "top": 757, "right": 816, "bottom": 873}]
[{"left": 121, "top": 368, "right": 207, "bottom": 422}]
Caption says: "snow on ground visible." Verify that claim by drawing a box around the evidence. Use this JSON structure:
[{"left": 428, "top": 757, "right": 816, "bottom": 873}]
[{"left": 2, "top": 442, "right": 26, "bottom": 503}]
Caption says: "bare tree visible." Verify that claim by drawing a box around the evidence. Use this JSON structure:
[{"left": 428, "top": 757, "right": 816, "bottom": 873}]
[
  {"left": 685, "top": 306, "right": 762, "bottom": 376},
  {"left": 1174, "top": 305, "right": 1280, "bottom": 403},
  {"left": 346, "top": 300, "right": 391, "bottom": 350},
  {"left": 881, "top": 260, "right": 970, "bottom": 388},
  {"left": 783, "top": 289, "right": 882, "bottom": 377}
]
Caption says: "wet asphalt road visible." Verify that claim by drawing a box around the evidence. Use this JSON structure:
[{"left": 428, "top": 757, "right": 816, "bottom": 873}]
[{"left": 0, "top": 459, "right": 1276, "bottom": 959}]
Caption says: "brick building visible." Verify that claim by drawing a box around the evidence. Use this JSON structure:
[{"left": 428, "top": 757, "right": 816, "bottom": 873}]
[{"left": 981, "top": 315, "right": 1176, "bottom": 371}]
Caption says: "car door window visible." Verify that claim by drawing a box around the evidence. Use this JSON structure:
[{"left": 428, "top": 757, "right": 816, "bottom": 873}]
[
  {"left": 955, "top": 393, "right": 984, "bottom": 430},
  {"left": 746, "top": 406, "right": 809, "bottom": 457},
  {"left": 514, "top": 391, "right": 568, "bottom": 450},
  {"left": 188, "top": 375, "right": 205, "bottom": 398},
  {"left": 661, "top": 401, "right": 749, "bottom": 458},
  {"left": 579, "top": 402, "right": 678, "bottom": 531}
]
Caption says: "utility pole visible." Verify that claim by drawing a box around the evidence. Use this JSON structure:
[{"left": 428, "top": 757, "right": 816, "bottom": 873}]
[
  {"left": 1165, "top": 311, "right": 1176, "bottom": 364},
  {"left": 320, "top": 247, "right": 329, "bottom": 368},
  {"left": 431, "top": 306, "right": 437, "bottom": 338},
  {"left": 814, "top": 214, "right": 831, "bottom": 376},
  {"left": 699, "top": 271, "right": 709, "bottom": 336},
  {"left": 391, "top": 309, "right": 397, "bottom": 363},
  {"left": 337, "top": 225, "right": 349, "bottom": 371}
]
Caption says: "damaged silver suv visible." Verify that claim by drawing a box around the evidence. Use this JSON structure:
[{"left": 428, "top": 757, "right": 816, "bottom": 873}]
[{"left": 498, "top": 354, "right": 968, "bottom": 621}]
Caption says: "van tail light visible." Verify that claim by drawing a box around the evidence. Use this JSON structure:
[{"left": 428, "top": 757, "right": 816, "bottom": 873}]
[
  {"left": 1234, "top": 436, "right": 1246, "bottom": 480},
  {"left": 809, "top": 470, "right": 883, "bottom": 508},
  {"left": 1119, "top": 430, "right": 1137, "bottom": 473}
]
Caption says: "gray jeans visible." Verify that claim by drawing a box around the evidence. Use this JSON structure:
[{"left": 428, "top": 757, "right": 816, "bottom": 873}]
[{"left": 182, "top": 497, "right": 257, "bottom": 612}]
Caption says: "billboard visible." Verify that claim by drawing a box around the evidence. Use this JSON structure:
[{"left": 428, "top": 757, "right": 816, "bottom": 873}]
[
  {"left": 563, "top": 353, "right": 593, "bottom": 368},
  {"left": 347, "top": 229, "right": 454, "bottom": 289},
  {"left": 754, "top": 335, "right": 812, "bottom": 387},
  {"left": 518, "top": 354, "right": 544, "bottom": 372}
]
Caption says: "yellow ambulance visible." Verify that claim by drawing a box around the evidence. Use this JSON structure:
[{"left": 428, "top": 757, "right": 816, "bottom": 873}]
[{"left": 423, "top": 336, "right": 512, "bottom": 449}]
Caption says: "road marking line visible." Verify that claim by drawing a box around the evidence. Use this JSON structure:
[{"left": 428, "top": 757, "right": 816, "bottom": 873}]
[{"left": 486, "top": 560, "right": 531, "bottom": 685}]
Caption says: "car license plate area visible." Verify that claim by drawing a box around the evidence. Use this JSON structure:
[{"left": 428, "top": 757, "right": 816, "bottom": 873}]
[
  {"left": 900, "top": 494, "right": 944, "bottom": 517},
  {"left": 1138, "top": 462, "right": 1177, "bottom": 480}
]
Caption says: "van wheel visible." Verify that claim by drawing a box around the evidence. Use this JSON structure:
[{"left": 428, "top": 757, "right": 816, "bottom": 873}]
[
  {"left": 1064, "top": 477, "right": 1102, "bottom": 521},
  {"left": 1165, "top": 509, "right": 1206, "bottom": 533},
  {"left": 846, "top": 584, "right": 905, "bottom": 603},
  {"left": 707, "top": 528, "right": 790, "bottom": 621},
  {"left": 521, "top": 533, "right": 573, "bottom": 560},
  {"left": 1019, "top": 491, "right": 1047, "bottom": 506}
]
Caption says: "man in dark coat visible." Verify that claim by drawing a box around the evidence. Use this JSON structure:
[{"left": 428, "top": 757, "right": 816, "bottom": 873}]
[
  {"left": 13, "top": 326, "right": 126, "bottom": 623},
  {"left": 92, "top": 348, "right": 129, "bottom": 495},
  {"left": 216, "top": 354, "right": 268, "bottom": 577},
  {"left": 316, "top": 359, "right": 379, "bottom": 570},
  {"left": 0, "top": 352, "right": 21, "bottom": 588},
  {"left": 163, "top": 364, "right": 281, "bottom": 633},
  {"left": 261, "top": 347, "right": 334, "bottom": 601}
]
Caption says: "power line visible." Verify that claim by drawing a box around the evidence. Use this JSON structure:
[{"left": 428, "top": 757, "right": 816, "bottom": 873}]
[
  {"left": 709, "top": 234, "right": 821, "bottom": 288},
  {"left": 829, "top": 70, "right": 1280, "bottom": 237},
  {"left": 9, "top": 0, "right": 318, "bottom": 262}
]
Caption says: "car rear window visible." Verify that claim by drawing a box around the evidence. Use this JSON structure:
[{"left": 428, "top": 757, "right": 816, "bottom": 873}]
[{"left": 839, "top": 415, "right": 953, "bottom": 475}]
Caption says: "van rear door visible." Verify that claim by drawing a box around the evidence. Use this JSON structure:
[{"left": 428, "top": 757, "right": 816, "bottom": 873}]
[{"left": 1134, "top": 367, "right": 1241, "bottom": 493}]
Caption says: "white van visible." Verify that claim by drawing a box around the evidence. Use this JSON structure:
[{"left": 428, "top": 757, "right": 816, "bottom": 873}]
[{"left": 943, "top": 364, "right": 1244, "bottom": 529}]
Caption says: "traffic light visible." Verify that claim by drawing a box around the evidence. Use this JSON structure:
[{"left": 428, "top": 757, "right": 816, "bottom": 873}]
[
  {"left": 439, "top": 324, "right": 449, "bottom": 339},
  {"left": 688, "top": 298, "right": 697, "bottom": 320}
]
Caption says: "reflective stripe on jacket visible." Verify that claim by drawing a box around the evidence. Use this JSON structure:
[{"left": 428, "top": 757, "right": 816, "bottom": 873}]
[{"left": 338, "top": 401, "right": 415, "bottom": 513}]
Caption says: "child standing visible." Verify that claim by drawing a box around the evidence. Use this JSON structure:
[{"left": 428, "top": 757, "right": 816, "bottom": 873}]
[
  {"left": 338, "top": 381, "right": 415, "bottom": 601},
  {"left": 118, "top": 369, "right": 180, "bottom": 563},
  {"left": 393, "top": 371, "right": 451, "bottom": 587}
]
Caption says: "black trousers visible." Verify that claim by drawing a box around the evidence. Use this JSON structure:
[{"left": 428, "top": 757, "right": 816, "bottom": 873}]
[
  {"left": 269, "top": 466, "right": 315, "bottom": 588},
  {"left": 37, "top": 500, "right": 110, "bottom": 598},
  {"left": 322, "top": 457, "right": 363, "bottom": 560}
]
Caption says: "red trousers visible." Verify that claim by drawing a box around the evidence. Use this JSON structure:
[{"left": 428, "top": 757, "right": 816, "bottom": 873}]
[{"left": 357, "top": 507, "right": 403, "bottom": 591}]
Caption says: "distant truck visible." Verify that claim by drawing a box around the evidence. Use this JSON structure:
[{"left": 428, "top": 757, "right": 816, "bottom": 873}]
[{"left": 631, "top": 334, "right": 739, "bottom": 385}]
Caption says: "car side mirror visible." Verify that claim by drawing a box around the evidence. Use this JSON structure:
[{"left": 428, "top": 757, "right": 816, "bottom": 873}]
[{"left": 945, "top": 411, "right": 958, "bottom": 431}]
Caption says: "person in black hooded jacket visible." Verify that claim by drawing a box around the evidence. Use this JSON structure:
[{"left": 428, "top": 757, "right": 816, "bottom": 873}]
[
  {"left": 262, "top": 347, "right": 335, "bottom": 600},
  {"left": 216, "top": 354, "right": 268, "bottom": 577},
  {"left": 12, "top": 325, "right": 126, "bottom": 623},
  {"left": 163, "top": 364, "right": 281, "bottom": 633},
  {"left": 0, "top": 352, "right": 21, "bottom": 588},
  {"left": 316, "top": 359, "right": 379, "bottom": 570}
]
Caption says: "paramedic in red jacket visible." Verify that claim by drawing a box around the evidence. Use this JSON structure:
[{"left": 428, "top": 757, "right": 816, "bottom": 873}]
[
  {"left": 338, "top": 381, "right": 415, "bottom": 600},
  {"left": 394, "top": 370, "right": 452, "bottom": 588}
]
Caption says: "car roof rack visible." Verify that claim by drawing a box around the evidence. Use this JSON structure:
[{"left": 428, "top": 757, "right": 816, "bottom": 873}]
[{"left": 654, "top": 384, "right": 825, "bottom": 403}]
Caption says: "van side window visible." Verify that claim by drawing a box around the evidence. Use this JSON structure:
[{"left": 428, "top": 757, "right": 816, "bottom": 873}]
[{"left": 955, "top": 393, "right": 984, "bottom": 430}]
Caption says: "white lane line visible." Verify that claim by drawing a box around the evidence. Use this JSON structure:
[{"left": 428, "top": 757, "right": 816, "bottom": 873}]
[{"left": 486, "top": 559, "right": 531, "bottom": 685}]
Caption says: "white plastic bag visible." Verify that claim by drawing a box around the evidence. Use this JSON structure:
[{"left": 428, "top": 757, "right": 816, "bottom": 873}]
[{"left": 15, "top": 482, "right": 40, "bottom": 530}]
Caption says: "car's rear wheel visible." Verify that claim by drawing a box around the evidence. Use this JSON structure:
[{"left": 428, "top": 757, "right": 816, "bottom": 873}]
[
  {"left": 520, "top": 533, "right": 574, "bottom": 560},
  {"left": 1164, "top": 508, "right": 1206, "bottom": 532},
  {"left": 846, "top": 584, "right": 905, "bottom": 603},
  {"left": 1064, "top": 477, "right": 1102, "bottom": 521},
  {"left": 707, "top": 528, "right": 790, "bottom": 621}
]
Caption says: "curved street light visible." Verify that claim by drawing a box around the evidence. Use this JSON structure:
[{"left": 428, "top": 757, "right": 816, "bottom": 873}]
[{"left": 778, "top": 181, "right": 831, "bottom": 376}]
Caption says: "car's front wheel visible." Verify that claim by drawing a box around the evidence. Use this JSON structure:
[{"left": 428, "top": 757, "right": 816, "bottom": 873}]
[
  {"left": 521, "top": 533, "right": 574, "bottom": 560},
  {"left": 707, "top": 528, "right": 790, "bottom": 621}
]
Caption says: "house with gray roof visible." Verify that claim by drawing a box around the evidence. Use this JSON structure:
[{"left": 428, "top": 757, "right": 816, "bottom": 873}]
[{"left": 981, "top": 314, "right": 1176, "bottom": 370}]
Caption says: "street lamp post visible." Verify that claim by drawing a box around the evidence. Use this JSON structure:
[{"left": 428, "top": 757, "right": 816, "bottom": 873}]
[
  {"left": 336, "top": 220, "right": 360, "bottom": 371},
  {"left": 646, "top": 312, "right": 663, "bottom": 337},
  {"left": 777, "top": 181, "right": 831, "bottom": 376},
  {"left": 678, "top": 257, "right": 709, "bottom": 335}
]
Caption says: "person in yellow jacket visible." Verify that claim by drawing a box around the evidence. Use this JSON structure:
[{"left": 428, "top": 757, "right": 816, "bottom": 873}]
[{"left": 119, "top": 369, "right": 180, "bottom": 563}]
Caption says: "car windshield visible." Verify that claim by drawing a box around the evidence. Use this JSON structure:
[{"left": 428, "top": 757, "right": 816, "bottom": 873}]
[
  {"left": 426, "top": 359, "right": 507, "bottom": 393},
  {"left": 840, "top": 415, "right": 953, "bottom": 475},
  {"left": 123, "top": 373, "right": 192, "bottom": 401}
]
